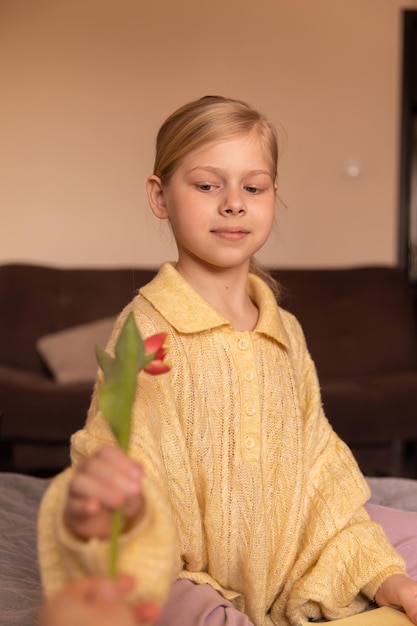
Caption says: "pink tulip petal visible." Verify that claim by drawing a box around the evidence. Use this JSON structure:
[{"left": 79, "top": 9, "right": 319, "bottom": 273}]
[
  {"left": 144, "top": 333, "right": 167, "bottom": 356},
  {"left": 143, "top": 360, "right": 171, "bottom": 375}
]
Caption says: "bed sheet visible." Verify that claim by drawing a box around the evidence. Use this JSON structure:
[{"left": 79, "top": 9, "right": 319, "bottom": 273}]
[{"left": 0, "top": 473, "right": 50, "bottom": 626}]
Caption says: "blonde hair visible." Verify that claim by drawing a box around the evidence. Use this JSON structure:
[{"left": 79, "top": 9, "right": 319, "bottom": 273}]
[
  {"left": 154, "top": 95, "right": 278, "bottom": 183},
  {"left": 153, "top": 95, "right": 280, "bottom": 298}
]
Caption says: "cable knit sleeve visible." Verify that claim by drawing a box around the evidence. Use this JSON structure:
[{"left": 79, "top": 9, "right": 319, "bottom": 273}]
[
  {"left": 280, "top": 315, "right": 406, "bottom": 624},
  {"left": 37, "top": 461, "right": 178, "bottom": 606},
  {"left": 37, "top": 310, "right": 180, "bottom": 606}
]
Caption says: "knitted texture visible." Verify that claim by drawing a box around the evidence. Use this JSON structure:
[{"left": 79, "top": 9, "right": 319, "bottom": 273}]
[
  {"left": 37, "top": 263, "right": 405, "bottom": 626},
  {"left": 37, "top": 467, "right": 178, "bottom": 608}
]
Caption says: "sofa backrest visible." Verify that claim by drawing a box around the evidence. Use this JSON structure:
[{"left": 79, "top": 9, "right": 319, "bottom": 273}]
[
  {"left": 275, "top": 266, "right": 417, "bottom": 378},
  {"left": 0, "top": 264, "right": 157, "bottom": 374},
  {"left": 1, "top": 263, "right": 416, "bottom": 380}
]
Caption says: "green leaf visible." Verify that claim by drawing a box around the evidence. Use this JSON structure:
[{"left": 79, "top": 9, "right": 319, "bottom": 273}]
[
  {"left": 95, "top": 345, "right": 114, "bottom": 378},
  {"left": 96, "top": 312, "right": 145, "bottom": 451}
]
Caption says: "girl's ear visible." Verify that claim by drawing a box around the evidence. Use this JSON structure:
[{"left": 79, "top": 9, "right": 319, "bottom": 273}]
[{"left": 147, "top": 175, "right": 169, "bottom": 219}]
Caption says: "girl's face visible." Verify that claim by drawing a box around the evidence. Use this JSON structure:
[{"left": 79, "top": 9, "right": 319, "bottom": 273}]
[{"left": 147, "top": 130, "right": 277, "bottom": 276}]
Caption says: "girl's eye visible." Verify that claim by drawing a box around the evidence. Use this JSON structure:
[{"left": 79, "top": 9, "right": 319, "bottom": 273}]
[
  {"left": 244, "top": 186, "right": 260, "bottom": 194},
  {"left": 197, "top": 184, "right": 216, "bottom": 192}
]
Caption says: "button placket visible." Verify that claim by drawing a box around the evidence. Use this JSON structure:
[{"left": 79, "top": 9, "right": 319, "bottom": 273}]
[{"left": 233, "top": 333, "right": 261, "bottom": 460}]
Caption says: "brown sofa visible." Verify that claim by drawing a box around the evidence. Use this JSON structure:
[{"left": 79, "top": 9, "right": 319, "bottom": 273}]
[
  {"left": 0, "top": 263, "right": 416, "bottom": 477},
  {"left": 0, "top": 265, "right": 157, "bottom": 475},
  {"left": 272, "top": 267, "right": 417, "bottom": 477}
]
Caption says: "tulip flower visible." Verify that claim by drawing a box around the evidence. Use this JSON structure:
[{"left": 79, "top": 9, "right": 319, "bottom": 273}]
[
  {"left": 95, "top": 311, "right": 170, "bottom": 577},
  {"left": 143, "top": 333, "right": 170, "bottom": 375}
]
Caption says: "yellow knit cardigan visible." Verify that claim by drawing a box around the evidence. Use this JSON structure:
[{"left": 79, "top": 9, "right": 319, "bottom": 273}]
[{"left": 38, "top": 263, "right": 405, "bottom": 626}]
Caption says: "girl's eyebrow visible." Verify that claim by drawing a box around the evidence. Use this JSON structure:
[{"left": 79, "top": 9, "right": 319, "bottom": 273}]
[{"left": 187, "top": 165, "right": 272, "bottom": 177}]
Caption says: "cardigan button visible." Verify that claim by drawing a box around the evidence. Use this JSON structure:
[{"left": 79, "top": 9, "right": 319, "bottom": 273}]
[
  {"left": 244, "top": 370, "right": 254, "bottom": 382},
  {"left": 237, "top": 338, "right": 249, "bottom": 350},
  {"left": 245, "top": 404, "right": 256, "bottom": 416},
  {"left": 244, "top": 436, "right": 255, "bottom": 449}
]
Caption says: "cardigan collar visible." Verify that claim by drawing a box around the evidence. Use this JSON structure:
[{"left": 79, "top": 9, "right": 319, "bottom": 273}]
[{"left": 140, "top": 262, "right": 290, "bottom": 348}]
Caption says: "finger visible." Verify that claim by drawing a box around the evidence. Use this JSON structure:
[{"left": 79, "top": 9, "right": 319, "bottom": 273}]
[
  {"left": 99, "top": 444, "right": 143, "bottom": 478},
  {"left": 71, "top": 451, "right": 142, "bottom": 509},
  {"left": 67, "top": 493, "right": 102, "bottom": 517},
  {"left": 69, "top": 470, "right": 125, "bottom": 510},
  {"left": 49, "top": 577, "right": 107, "bottom": 602},
  {"left": 61, "top": 576, "right": 128, "bottom": 603},
  {"left": 401, "top": 594, "right": 417, "bottom": 625},
  {"left": 131, "top": 601, "right": 162, "bottom": 623},
  {"left": 86, "top": 445, "right": 142, "bottom": 495},
  {"left": 82, "top": 574, "right": 136, "bottom": 603},
  {"left": 87, "top": 578, "right": 125, "bottom": 603},
  {"left": 116, "top": 573, "right": 136, "bottom": 595}
]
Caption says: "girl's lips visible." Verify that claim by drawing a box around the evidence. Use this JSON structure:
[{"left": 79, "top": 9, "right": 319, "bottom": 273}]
[{"left": 211, "top": 229, "right": 249, "bottom": 241}]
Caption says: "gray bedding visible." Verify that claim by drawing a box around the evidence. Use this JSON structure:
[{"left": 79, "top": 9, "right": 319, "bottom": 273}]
[
  {"left": 0, "top": 472, "right": 416, "bottom": 626},
  {"left": 0, "top": 473, "right": 50, "bottom": 626}
]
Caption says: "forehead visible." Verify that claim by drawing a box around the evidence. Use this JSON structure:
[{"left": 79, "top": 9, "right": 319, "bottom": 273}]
[{"left": 180, "top": 131, "right": 274, "bottom": 174}]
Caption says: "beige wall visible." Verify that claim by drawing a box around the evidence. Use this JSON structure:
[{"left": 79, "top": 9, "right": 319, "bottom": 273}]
[{"left": 1, "top": 0, "right": 417, "bottom": 269}]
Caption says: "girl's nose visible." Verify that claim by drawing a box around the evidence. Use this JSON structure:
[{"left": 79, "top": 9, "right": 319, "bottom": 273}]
[{"left": 220, "top": 189, "right": 246, "bottom": 215}]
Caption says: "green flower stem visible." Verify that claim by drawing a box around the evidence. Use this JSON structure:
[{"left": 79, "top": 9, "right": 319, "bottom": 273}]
[
  {"left": 109, "top": 507, "right": 123, "bottom": 578},
  {"left": 109, "top": 434, "right": 130, "bottom": 579}
]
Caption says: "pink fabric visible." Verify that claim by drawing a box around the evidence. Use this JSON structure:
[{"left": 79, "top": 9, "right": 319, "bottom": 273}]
[
  {"left": 155, "top": 579, "right": 254, "bottom": 626},
  {"left": 366, "top": 503, "right": 417, "bottom": 580}
]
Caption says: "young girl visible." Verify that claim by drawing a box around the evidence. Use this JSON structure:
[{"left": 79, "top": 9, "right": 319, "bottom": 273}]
[{"left": 38, "top": 96, "right": 417, "bottom": 626}]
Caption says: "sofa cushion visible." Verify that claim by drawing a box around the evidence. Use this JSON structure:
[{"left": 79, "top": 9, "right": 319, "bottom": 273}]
[{"left": 36, "top": 316, "right": 116, "bottom": 384}]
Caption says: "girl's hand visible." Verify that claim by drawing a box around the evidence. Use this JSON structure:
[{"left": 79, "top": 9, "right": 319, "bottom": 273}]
[
  {"left": 38, "top": 574, "right": 161, "bottom": 626},
  {"left": 64, "top": 444, "right": 144, "bottom": 540},
  {"left": 375, "top": 573, "right": 417, "bottom": 624}
]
